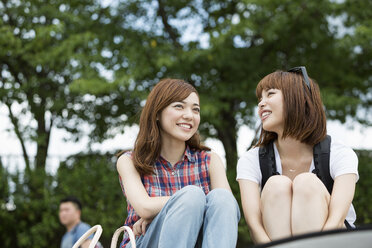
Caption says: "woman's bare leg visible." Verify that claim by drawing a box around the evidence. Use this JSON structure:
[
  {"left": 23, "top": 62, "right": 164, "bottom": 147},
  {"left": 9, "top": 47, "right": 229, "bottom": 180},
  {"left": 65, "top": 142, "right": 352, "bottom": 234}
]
[
  {"left": 291, "top": 173, "right": 330, "bottom": 236},
  {"left": 261, "top": 175, "right": 293, "bottom": 240}
]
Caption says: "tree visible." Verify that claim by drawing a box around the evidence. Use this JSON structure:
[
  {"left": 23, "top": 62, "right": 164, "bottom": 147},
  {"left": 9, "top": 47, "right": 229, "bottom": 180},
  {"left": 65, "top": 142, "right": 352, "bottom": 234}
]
[
  {"left": 337, "top": 0, "right": 372, "bottom": 125},
  {"left": 0, "top": 0, "right": 144, "bottom": 170},
  {"left": 55, "top": 152, "right": 126, "bottom": 248},
  {"left": 75, "top": 0, "right": 371, "bottom": 172},
  {"left": 1, "top": 1, "right": 371, "bottom": 247},
  {"left": 0, "top": 0, "right": 137, "bottom": 246}
]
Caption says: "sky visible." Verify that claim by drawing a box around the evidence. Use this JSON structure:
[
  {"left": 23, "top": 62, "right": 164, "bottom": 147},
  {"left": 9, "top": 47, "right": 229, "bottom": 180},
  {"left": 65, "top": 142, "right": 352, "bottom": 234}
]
[{"left": 1, "top": 103, "right": 371, "bottom": 175}]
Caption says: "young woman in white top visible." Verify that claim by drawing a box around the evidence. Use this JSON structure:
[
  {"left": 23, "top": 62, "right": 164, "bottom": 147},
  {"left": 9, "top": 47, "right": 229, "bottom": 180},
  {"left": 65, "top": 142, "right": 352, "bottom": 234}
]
[{"left": 236, "top": 67, "right": 358, "bottom": 244}]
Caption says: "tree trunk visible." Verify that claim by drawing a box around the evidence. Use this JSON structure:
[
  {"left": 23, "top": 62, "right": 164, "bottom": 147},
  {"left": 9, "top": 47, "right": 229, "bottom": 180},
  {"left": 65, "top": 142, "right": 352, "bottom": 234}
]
[
  {"left": 34, "top": 109, "right": 52, "bottom": 170},
  {"left": 30, "top": 105, "right": 52, "bottom": 198},
  {"left": 216, "top": 110, "right": 238, "bottom": 180}
]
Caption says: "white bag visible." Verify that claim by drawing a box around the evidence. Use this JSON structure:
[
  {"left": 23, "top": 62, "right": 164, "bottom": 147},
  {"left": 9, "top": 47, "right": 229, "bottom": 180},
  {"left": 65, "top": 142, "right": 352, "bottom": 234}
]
[
  {"left": 111, "top": 226, "right": 136, "bottom": 248},
  {"left": 72, "top": 225, "right": 103, "bottom": 248},
  {"left": 72, "top": 224, "right": 136, "bottom": 248}
]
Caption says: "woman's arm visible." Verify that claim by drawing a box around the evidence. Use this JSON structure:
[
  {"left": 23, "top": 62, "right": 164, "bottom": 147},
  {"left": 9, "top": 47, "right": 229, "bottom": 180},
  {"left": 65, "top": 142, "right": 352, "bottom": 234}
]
[
  {"left": 238, "top": 179, "right": 271, "bottom": 244},
  {"left": 208, "top": 151, "right": 231, "bottom": 191},
  {"left": 116, "top": 155, "right": 170, "bottom": 220},
  {"left": 323, "top": 173, "right": 356, "bottom": 230}
]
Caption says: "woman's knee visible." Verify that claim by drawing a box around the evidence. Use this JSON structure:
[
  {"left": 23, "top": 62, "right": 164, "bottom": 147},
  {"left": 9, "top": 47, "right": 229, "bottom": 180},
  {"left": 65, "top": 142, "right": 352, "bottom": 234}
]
[
  {"left": 292, "top": 173, "right": 327, "bottom": 198},
  {"left": 262, "top": 175, "right": 292, "bottom": 201},
  {"left": 207, "top": 188, "right": 240, "bottom": 219},
  {"left": 174, "top": 185, "right": 206, "bottom": 210}
]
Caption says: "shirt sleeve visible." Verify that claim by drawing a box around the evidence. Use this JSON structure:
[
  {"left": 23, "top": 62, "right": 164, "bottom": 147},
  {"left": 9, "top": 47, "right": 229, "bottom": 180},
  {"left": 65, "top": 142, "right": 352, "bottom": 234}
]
[
  {"left": 330, "top": 139, "right": 359, "bottom": 181},
  {"left": 236, "top": 147, "right": 262, "bottom": 186},
  {"left": 75, "top": 222, "right": 93, "bottom": 241}
]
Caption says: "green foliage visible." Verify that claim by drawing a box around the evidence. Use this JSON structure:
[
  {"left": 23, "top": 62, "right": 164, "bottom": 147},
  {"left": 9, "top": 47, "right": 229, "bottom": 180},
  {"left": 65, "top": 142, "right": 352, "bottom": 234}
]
[
  {"left": 354, "top": 150, "right": 372, "bottom": 226},
  {"left": 55, "top": 152, "right": 126, "bottom": 247},
  {"left": 227, "top": 165, "right": 253, "bottom": 247},
  {"left": 0, "top": 166, "right": 59, "bottom": 248},
  {"left": 0, "top": 152, "right": 126, "bottom": 248},
  {"left": 0, "top": 0, "right": 142, "bottom": 170},
  {"left": 2, "top": 0, "right": 372, "bottom": 171},
  {"left": 72, "top": 0, "right": 371, "bottom": 170},
  {"left": 1, "top": 0, "right": 372, "bottom": 247}
]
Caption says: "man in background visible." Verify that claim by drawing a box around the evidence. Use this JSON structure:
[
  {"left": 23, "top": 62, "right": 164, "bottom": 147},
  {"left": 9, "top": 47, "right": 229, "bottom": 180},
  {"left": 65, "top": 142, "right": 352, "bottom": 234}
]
[{"left": 59, "top": 196, "right": 93, "bottom": 248}]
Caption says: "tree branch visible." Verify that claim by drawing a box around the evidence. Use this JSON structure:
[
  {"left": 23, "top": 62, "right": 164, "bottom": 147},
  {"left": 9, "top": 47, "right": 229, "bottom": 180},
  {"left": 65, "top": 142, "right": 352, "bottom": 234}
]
[
  {"left": 156, "top": 0, "right": 181, "bottom": 48},
  {"left": 5, "top": 102, "right": 31, "bottom": 171}
]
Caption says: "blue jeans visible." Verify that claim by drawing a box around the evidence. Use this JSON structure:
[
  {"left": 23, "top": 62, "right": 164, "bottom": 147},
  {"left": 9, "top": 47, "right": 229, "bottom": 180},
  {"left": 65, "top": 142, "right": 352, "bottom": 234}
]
[{"left": 128, "top": 185, "right": 240, "bottom": 248}]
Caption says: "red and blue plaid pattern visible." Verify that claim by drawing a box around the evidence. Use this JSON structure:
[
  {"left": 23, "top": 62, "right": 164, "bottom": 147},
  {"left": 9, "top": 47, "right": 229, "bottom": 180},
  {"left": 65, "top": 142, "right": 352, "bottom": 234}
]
[{"left": 119, "top": 146, "right": 211, "bottom": 247}]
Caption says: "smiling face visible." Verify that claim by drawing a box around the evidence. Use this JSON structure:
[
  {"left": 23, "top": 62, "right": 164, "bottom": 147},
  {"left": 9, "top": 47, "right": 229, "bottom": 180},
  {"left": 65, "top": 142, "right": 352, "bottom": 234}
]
[
  {"left": 255, "top": 71, "right": 327, "bottom": 146},
  {"left": 158, "top": 92, "right": 200, "bottom": 143},
  {"left": 258, "top": 88, "right": 284, "bottom": 135}
]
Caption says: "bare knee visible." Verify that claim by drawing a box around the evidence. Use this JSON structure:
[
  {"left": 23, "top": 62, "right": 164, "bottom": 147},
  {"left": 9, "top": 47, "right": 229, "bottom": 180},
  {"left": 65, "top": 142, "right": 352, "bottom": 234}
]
[
  {"left": 262, "top": 175, "right": 292, "bottom": 203},
  {"left": 292, "top": 173, "right": 328, "bottom": 199}
]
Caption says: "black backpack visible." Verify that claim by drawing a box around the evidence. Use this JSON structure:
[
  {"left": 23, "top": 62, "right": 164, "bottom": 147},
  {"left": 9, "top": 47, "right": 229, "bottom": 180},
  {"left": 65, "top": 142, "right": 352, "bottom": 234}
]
[
  {"left": 259, "top": 135, "right": 333, "bottom": 193},
  {"left": 258, "top": 135, "right": 352, "bottom": 228}
]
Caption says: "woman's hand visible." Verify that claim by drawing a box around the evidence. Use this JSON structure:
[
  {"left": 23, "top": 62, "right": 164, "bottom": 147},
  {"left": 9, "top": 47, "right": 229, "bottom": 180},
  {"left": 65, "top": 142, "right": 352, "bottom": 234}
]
[
  {"left": 322, "top": 221, "right": 345, "bottom": 231},
  {"left": 323, "top": 173, "right": 357, "bottom": 231},
  {"left": 132, "top": 218, "right": 153, "bottom": 237}
]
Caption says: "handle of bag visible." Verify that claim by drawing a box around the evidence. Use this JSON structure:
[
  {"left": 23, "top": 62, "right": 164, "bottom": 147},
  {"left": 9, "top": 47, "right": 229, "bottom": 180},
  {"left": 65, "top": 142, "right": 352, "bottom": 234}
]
[
  {"left": 72, "top": 224, "right": 103, "bottom": 248},
  {"left": 111, "top": 226, "right": 136, "bottom": 248}
]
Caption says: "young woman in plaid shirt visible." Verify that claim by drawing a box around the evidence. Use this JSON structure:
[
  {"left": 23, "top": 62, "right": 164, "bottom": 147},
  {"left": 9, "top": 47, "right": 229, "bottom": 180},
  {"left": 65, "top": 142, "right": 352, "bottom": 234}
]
[{"left": 117, "top": 78, "right": 240, "bottom": 248}]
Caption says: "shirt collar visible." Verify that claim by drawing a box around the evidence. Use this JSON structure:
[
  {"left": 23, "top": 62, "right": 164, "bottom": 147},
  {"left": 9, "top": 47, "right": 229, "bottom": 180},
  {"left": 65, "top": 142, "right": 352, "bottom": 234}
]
[
  {"left": 158, "top": 145, "right": 196, "bottom": 165},
  {"left": 184, "top": 145, "right": 196, "bottom": 163}
]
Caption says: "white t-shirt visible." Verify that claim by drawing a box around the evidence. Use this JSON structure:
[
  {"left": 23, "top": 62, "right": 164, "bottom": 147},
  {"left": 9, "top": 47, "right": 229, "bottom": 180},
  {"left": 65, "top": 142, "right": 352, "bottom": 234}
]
[{"left": 236, "top": 138, "right": 359, "bottom": 226}]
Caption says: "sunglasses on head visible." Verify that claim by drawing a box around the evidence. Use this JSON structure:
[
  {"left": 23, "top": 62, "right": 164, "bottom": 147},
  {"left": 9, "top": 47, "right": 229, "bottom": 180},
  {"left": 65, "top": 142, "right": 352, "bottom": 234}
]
[{"left": 287, "top": 66, "right": 311, "bottom": 93}]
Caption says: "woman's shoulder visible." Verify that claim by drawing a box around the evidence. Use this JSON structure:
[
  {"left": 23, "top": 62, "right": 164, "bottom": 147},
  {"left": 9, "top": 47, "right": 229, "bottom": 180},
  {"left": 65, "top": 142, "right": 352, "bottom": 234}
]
[
  {"left": 239, "top": 146, "right": 260, "bottom": 161},
  {"left": 236, "top": 146, "right": 261, "bottom": 183},
  {"left": 328, "top": 136, "right": 359, "bottom": 179},
  {"left": 116, "top": 151, "right": 134, "bottom": 170},
  {"left": 237, "top": 146, "right": 260, "bottom": 171},
  {"left": 330, "top": 137, "right": 357, "bottom": 156},
  {"left": 117, "top": 150, "right": 133, "bottom": 159},
  {"left": 208, "top": 150, "right": 222, "bottom": 163}
]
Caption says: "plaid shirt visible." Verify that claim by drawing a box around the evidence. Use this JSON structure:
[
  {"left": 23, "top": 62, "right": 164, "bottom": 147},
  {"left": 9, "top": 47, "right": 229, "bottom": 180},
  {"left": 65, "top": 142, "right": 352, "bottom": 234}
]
[{"left": 119, "top": 146, "right": 211, "bottom": 247}]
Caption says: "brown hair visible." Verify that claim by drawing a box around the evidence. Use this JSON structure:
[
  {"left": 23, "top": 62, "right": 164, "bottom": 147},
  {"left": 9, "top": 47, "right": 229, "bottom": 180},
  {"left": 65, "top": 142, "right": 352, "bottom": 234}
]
[
  {"left": 255, "top": 70, "right": 327, "bottom": 147},
  {"left": 126, "top": 78, "right": 209, "bottom": 176}
]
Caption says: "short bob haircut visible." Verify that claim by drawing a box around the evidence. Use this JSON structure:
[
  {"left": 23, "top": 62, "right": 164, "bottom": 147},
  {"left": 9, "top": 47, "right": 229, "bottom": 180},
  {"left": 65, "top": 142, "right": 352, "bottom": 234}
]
[
  {"left": 255, "top": 70, "right": 327, "bottom": 147},
  {"left": 132, "top": 78, "right": 209, "bottom": 176}
]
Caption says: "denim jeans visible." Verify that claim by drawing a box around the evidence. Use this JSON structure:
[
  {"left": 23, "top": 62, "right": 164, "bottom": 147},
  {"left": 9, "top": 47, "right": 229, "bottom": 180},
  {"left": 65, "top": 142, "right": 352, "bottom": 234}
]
[{"left": 127, "top": 185, "right": 240, "bottom": 248}]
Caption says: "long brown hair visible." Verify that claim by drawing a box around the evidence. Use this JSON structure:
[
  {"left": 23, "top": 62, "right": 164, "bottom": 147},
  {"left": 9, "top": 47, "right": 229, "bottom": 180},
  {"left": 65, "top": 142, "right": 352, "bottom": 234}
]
[
  {"left": 129, "top": 78, "right": 209, "bottom": 176},
  {"left": 255, "top": 70, "right": 327, "bottom": 147}
]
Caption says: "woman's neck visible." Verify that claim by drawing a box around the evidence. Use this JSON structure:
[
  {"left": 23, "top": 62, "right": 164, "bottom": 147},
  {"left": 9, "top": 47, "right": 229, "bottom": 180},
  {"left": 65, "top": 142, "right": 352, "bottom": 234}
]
[
  {"left": 275, "top": 136, "right": 313, "bottom": 159},
  {"left": 160, "top": 138, "right": 186, "bottom": 166}
]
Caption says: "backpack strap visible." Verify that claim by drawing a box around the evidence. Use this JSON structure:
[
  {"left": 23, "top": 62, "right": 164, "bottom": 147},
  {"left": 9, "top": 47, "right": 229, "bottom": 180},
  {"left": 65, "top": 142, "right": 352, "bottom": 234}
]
[
  {"left": 312, "top": 135, "right": 333, "bottom": 194},
  {"left": 259, "top": 136, "right": 352, "bottom": 227},
  {"left": 312, "top": 135, "right": 352, "bottom": 227},
  {"left": 259, "top": 141, "right": 278, "bottom": 189}
]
